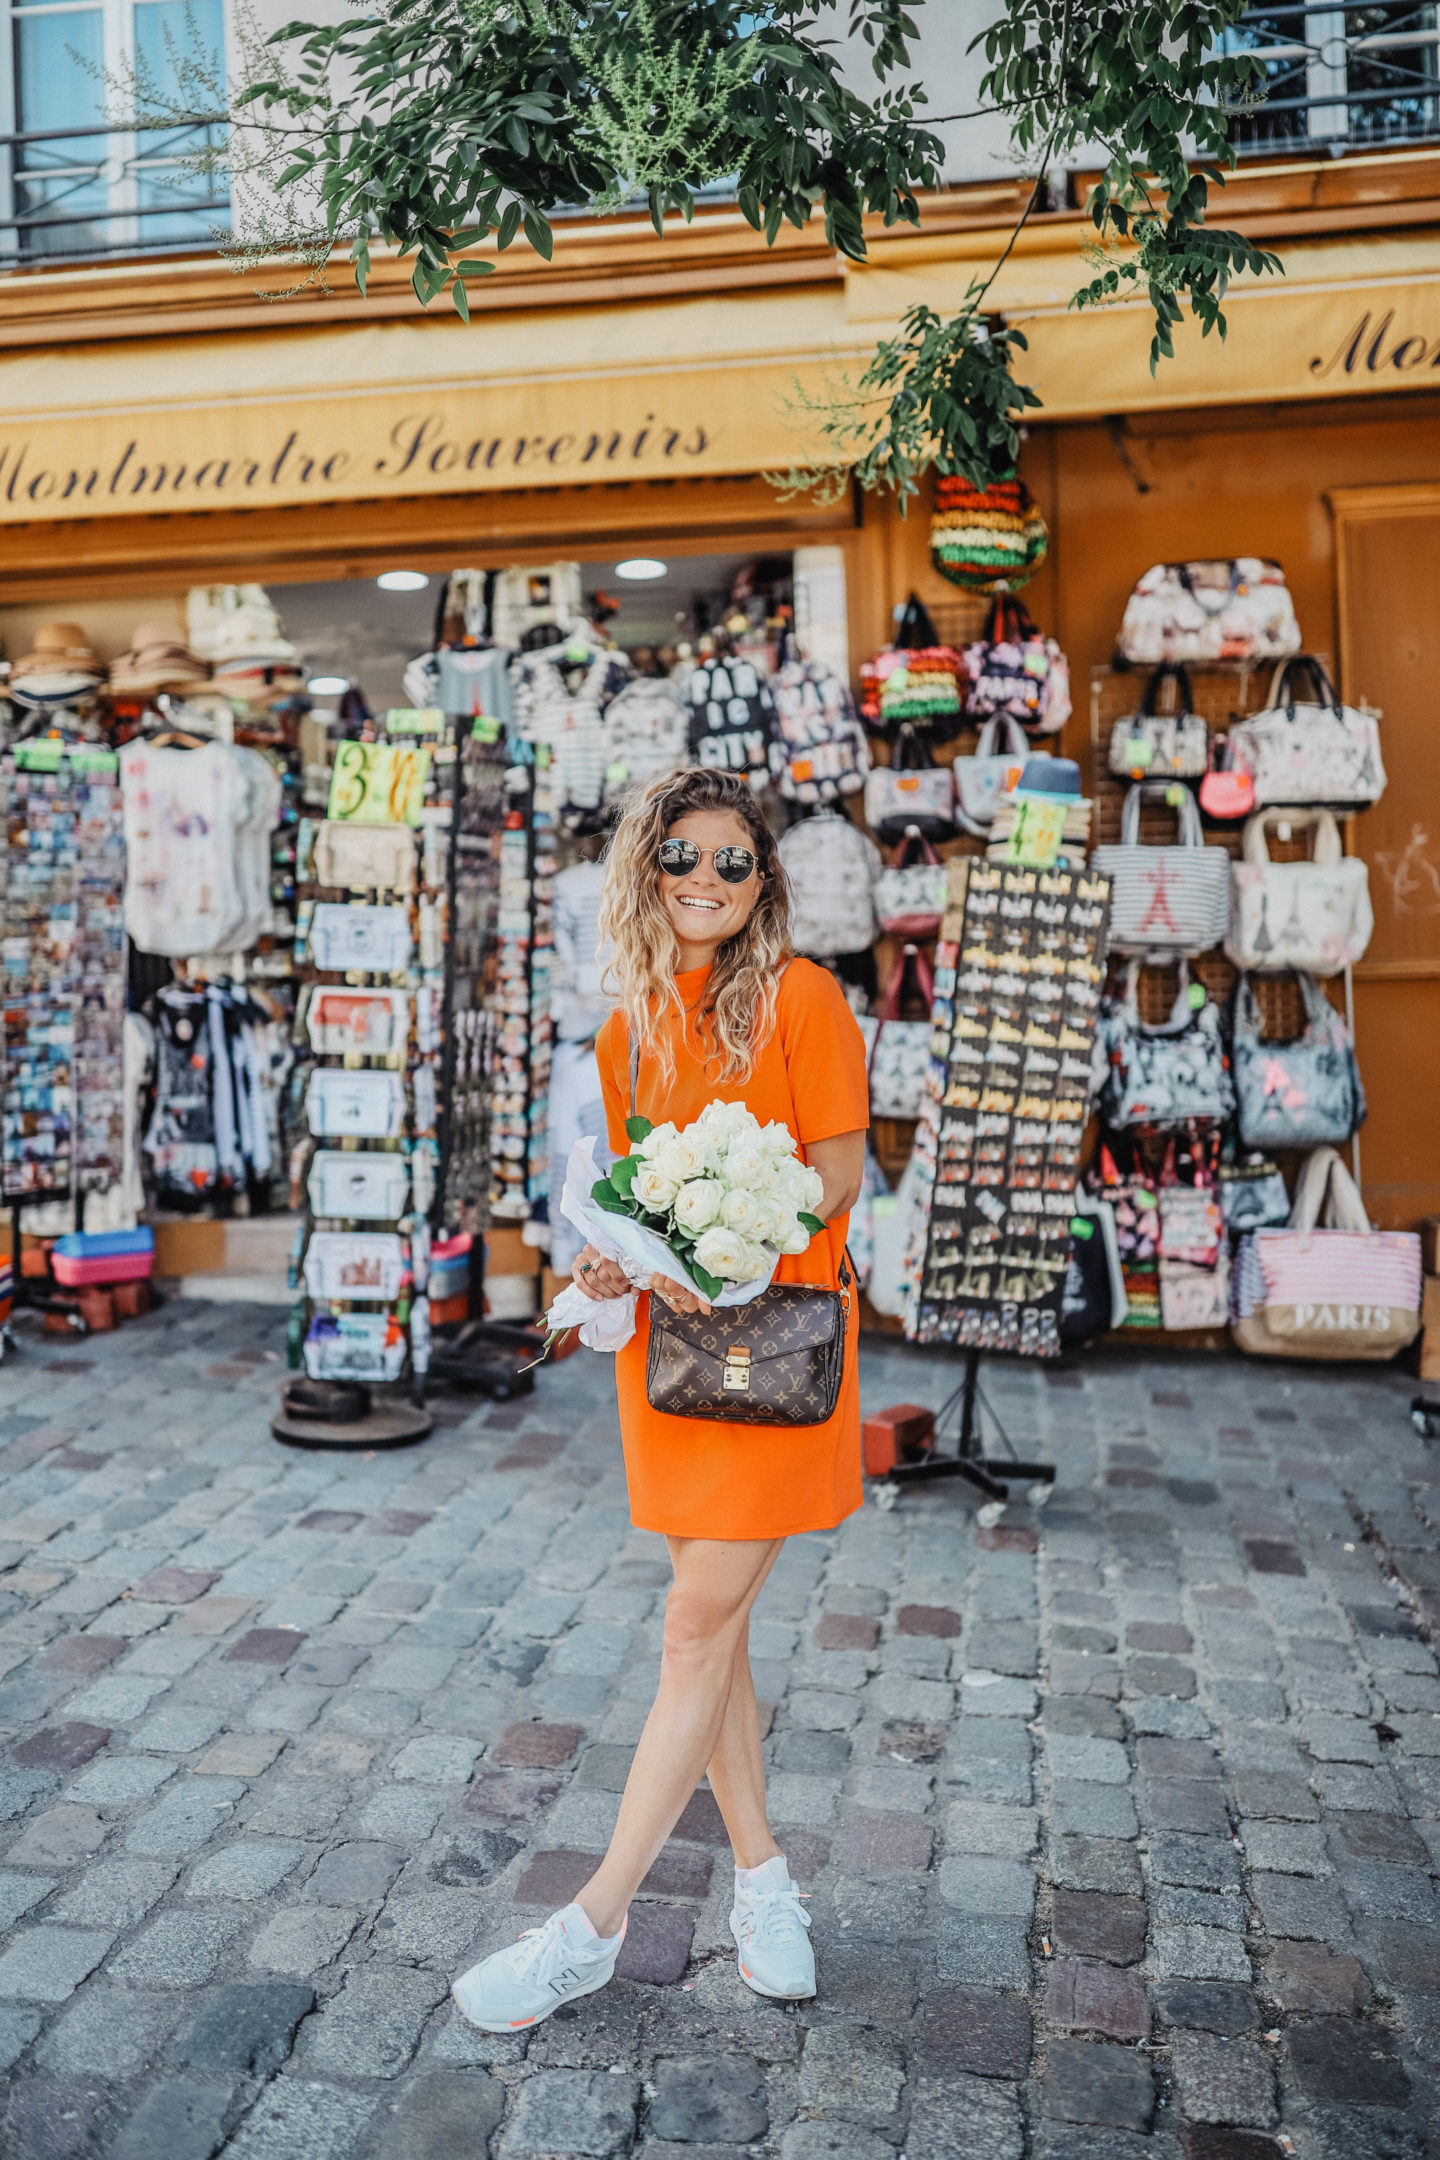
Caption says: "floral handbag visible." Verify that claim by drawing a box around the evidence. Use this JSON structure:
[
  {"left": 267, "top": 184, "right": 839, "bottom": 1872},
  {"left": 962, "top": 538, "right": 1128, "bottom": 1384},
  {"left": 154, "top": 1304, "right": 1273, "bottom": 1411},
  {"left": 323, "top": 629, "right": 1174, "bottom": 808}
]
[
  {"left": 1231, "top": 970, "right": 1366, "bottom": 1151},
  {"left": 862, "top": 943, "right": 937, "bottom": 1119},
  {"left": 875, "top": 827, "right": 948, "bottom": 939},
  {"left": 962, "top": 591, "right": 1071, "bottom": 735},
  {"left": 1095, "top": 961, "right": 1235, "bottom": 1129},
  {"left": 1117, "top": 559, "right": 1302, "bottom": 666}
]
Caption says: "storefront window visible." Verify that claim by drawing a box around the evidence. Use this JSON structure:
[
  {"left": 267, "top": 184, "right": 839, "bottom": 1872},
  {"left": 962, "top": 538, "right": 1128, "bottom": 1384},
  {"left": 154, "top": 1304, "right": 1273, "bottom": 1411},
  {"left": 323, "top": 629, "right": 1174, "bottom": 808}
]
[
  {"left": 3, "top": 0, "right": 227, "bottom": 261},
  {"left": 1226, "top": 3, "right": 1440, "bottom": 153}
]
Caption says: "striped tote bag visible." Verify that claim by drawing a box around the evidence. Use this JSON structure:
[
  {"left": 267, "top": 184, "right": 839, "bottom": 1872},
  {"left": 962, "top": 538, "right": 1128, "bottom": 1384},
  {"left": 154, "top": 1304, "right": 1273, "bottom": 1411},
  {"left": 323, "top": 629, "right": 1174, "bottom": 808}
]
[{"left": 1233, "top": 1146, "right": 1422, "bottom": 1361}]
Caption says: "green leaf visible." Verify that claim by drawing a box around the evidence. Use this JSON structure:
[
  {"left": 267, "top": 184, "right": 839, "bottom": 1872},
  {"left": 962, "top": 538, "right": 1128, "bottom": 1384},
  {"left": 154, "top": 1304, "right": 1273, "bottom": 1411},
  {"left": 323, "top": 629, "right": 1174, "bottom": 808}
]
[
  {"left": 688, "top": 1261, "right": 724, "bottom": 1301},
  {"left": 797, "top": 1211, "right": 825, "bottom": 1235},
  {"left": 592, "top": 1185, "right": 638, "bottom": 1219},
  {"left": 624, "top": 1115, "right": 653, "bottom": 1145},
  {"left": 610, "top": 1154, "right": 640, "bottom": 1196}
]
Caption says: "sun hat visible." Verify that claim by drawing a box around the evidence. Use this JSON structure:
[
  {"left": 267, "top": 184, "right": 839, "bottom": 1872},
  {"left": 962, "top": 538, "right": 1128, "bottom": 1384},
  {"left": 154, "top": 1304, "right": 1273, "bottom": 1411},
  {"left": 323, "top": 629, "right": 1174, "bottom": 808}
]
[
  {"left": 188, "top": 584, "right": 300, "bottom": 667},
  {"left": 8, "top": 621, "right": 105, "bottom": 706},
  {"left": 108, "top": 621, "right": 211, "bottom": 699}
]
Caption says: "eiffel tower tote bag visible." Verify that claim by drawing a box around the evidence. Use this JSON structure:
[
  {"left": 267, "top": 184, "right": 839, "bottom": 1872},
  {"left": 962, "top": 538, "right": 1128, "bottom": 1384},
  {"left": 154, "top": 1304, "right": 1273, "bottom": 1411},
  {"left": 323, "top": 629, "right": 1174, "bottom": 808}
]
[
  {"left": 1231, "top": 971, "right": 1366, "bottom": 1151},
  {"left": 1092, "top": 783, "right": 1230, "bottom": 957},
  {"left": 1229, "top": 656, "right": 1387, "bottom": 809},
  {"left": 1225, "top": 809, "right": 1373, "bottom": 976}
]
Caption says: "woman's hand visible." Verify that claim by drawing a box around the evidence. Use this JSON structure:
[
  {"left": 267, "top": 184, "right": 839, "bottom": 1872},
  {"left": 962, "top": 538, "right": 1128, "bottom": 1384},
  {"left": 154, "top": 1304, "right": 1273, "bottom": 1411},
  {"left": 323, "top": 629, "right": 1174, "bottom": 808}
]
[
  {"left": 649, "top": 1274, "right": 712, "bottom": 1317},
  {"left": 572, "top": 1245, "right": 630, "bottom": 1302}
]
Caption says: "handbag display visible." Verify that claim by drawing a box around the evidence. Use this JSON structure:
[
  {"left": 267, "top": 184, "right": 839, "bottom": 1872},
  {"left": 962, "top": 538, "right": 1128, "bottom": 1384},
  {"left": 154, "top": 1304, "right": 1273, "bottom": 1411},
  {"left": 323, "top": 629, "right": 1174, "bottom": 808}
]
[
  {"left": 1095, "top": 961, "right": 1235, "bottom": 1128},
  {"left": 864, "top": 943, "right": 937, "bottom": 1120},
  {"left": 864, "top": 725, "right": 956, "bottom": 844},
  {"left": 305, "top": 1068, "right": 407, "bottom": 1140},
  {"left": 1107, "top": 665, "right": 1209, "bottom": 781},
  {"left": 952, "top": 715, "right": 1030, "bottom": 836},
  {"left": 1092, "top": 783, "right": 1231, "bottom": 957},
  {"left": 1231, "top": 971, "right": 1366, "bottom": 1151},
  {"left": 645, "top": 1267, "right": 851, "bottom": 1425},
  {"left": 308, "top": 902, "right": 413, "bottom": 974},
  {"left": 878, "top": 649, "right": 964, "bottom": 733},
  {"left": 875, "top": 828, "right": 948, "bottom": 939},
  {"left": 1234, "top": 1146, "right": 1422, "bottom": 1362},
  {"left": 778, "top": 810, "right": 882, "bottom": 958},
  {"left": 962, "top": 592, "right": 1071, "bottom": 735},
  {"left": 307, "top": 1148, "right": 410, "bottom": 1220},
  {"left": 1228, "top": 656, "right": 1387, "bottom": 810},
  {"left": 1198, "top": 734, "right": 1255, "bottom": 821},
  {"left": 773, "top": 658, "right": 871, "bottom": 804},
  {"left": 1117, "top": 558, "right": 1302, "bottom": 666},
  {"left": 1226, "top": 809, "right": 1373, "bottom": 976},
  {"left": 1160, "top": 1249, "right": 1231, "bottom": 1330},
  {"left": 313, "top": 821, "right": 416, "bottom": 893},
  {"left": 859, "top": 594, "right": 940, "bottom": 728},
  {"left": 931, "top": 475, "right": 1049, "bottom": 593}
]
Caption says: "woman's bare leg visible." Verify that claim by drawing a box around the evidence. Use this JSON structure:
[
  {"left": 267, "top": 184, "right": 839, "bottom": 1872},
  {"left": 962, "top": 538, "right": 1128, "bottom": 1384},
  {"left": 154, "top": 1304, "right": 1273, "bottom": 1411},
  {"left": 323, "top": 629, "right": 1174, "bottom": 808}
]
[
  {"left": 576, "top": 1534, "right": 783, "bottom": 1937},
  {"left": 704, "top": 1624, "right": 782, "bottom": 1870}
]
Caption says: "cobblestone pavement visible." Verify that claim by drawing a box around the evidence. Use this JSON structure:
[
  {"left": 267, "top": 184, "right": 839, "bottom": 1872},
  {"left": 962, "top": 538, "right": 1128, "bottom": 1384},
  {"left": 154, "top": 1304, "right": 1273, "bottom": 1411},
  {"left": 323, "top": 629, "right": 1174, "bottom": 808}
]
[{"left": 0, "top": 1299, "right": 1437, "bottom": 2159}]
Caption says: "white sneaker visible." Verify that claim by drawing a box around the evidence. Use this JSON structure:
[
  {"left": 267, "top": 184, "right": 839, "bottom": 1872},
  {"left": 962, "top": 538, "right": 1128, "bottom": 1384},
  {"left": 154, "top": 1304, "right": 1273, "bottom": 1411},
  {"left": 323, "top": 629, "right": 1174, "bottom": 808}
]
[
  {"left": 451, "top": 1902, "right": 625, "bottom": 2032},
  {"left": 730, "top": 1855, "right": 815, "bottom": 1999}
]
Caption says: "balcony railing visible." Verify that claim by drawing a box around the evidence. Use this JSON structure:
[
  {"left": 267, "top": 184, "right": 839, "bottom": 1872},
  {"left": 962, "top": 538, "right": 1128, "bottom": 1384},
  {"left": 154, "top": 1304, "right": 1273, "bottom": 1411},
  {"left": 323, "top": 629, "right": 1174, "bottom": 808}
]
[
  {"left": 1226, "top": 4, "right": 1440, "bottom": 154},
  {"left": 0, "top": 117, "right": 228, "bottom": 268}
]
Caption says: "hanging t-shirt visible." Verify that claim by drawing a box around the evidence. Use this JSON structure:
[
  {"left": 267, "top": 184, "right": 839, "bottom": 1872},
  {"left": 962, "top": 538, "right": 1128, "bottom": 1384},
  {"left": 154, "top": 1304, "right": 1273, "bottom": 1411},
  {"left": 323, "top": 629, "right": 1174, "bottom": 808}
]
[
  {"left": 551, "top": 859, "right": 616, "bottom": 1043},
  {"left": 121, "top": 741, "right": 246, "bottom": 957},
  {"left": 514, "top": 648, "right": 630, "bottom": 827}
]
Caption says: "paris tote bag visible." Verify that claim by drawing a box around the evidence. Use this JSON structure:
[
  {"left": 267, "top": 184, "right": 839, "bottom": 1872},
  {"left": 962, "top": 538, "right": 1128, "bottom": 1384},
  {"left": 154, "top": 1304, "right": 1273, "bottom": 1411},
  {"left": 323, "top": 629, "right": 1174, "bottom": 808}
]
[
  {"left": 1231, "top": 971, "right": 1366, "bottom": 1151},
  {"left": 1107, "top": 664, "right": 1209, "bottom": 782},
  {"left": 1233, "top": 1145, "right": 1422, "bottom": 1361},
  {"left": 1225, "top": 809, "right": 1373, "bottom": 976},
  {"left": 953, "top": 714, "right": 1030, "bottom": 836},
  {"left": 1092, "top": 783, "right": 1231, "bottom": 957},
  {"left": 1229, "top": 656, "right": 1387, "bottom": 810}
]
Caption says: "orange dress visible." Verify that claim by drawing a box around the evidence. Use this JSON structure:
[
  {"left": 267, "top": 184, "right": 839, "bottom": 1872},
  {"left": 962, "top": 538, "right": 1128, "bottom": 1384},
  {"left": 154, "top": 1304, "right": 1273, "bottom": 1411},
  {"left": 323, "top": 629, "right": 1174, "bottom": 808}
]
[{"left": 595, "top": 959, "right": 870, "bottom": 1540}]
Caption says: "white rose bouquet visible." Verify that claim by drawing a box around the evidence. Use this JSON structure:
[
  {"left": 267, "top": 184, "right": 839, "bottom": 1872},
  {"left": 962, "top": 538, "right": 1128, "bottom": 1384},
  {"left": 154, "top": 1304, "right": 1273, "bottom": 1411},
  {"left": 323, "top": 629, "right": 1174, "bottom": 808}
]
[{"left": 592, "top": 1100, "right": 826, "bottom": 1301}]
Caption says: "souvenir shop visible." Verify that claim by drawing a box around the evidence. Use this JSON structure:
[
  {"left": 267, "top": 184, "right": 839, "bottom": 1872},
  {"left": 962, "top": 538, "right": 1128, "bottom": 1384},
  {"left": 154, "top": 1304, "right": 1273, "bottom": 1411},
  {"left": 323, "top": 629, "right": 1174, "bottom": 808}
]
[{"left": 3, "top": 153, "right": 1439, "bottom": 1402}]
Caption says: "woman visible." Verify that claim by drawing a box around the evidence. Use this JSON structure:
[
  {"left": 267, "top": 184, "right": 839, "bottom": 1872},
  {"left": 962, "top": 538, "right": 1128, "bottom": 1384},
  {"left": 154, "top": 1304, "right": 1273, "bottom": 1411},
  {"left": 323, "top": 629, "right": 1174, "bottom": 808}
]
[{"left": 453, "top": 766, "right": 868, "bottom": 2030}]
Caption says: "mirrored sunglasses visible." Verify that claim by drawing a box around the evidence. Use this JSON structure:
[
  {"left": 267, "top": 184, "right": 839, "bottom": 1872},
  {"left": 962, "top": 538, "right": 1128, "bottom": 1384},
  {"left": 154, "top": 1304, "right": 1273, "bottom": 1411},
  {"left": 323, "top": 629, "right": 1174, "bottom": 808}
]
[{"left": 657, "top": 839, "right": 758, "bottom": 884}]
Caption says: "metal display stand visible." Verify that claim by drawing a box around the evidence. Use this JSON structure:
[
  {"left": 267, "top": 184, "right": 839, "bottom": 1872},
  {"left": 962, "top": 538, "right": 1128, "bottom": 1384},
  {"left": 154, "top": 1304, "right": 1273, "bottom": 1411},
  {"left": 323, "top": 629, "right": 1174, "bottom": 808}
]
[{"left": 885, "top": 1345, "right": 1055, "bottom": 1497}]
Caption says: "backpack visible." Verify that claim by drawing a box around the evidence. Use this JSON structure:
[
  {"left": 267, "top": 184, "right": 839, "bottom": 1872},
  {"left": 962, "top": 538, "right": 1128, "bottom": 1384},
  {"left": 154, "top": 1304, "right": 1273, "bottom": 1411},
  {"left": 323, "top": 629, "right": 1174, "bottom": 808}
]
[
  {"left": 777, "top": 809, "right": 881, "bottom": 957},
  {"left": 599, "top": 677, "right": 689, "bottom": 802},
  {"left": 962, "top": 593, "right": 1071, "bottom": 735},
  {"left": 686, "top": 656, "right": 779, "bottom": 788},
  {"left": 773, "top": 659, "right": 870, "bottom": 804}
]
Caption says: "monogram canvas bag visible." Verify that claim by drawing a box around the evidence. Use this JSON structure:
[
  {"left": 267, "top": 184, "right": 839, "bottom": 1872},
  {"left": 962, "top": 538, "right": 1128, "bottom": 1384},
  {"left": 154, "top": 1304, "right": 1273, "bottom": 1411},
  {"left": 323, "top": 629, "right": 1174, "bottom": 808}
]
[
  {"left": 1226, "top": 809, "right": 1373, "bottom": 976},
  {"left": 1234, "top": 1146, "right": 1422, "bottom": 1361},
  {"left": 1229, "top": 657, "right": 1387, "bottom": 810},
  {"left": 1118, "top": 559, "right": 1302, "bottom": 666},
  {"left": 1108, "top": 665, "right": 1209, "bottom": 781},
  {"left": 1232, "top": 971, "right": 1366, "bottom": 1151},
  {"left": 1092, "top": 783, "right": 1231, "bottom": 956}
]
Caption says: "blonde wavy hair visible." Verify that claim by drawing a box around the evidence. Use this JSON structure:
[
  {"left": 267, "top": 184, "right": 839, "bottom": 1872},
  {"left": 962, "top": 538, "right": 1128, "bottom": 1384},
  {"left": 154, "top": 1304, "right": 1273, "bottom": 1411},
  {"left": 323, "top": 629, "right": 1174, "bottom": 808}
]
[{"left": 598, "top": 767, "right": 793, "bottom": 1089}]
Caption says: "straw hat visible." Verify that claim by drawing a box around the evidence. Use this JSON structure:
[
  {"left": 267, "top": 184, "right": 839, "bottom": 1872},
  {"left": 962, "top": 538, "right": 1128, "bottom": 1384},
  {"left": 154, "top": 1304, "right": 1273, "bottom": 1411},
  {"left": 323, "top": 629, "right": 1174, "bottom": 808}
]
[
  {"left": 108, "top": 621, "right": 211, "bottom": 699},
  {"left": 8, "top": 621, "right": 105, "bottom": 706}
]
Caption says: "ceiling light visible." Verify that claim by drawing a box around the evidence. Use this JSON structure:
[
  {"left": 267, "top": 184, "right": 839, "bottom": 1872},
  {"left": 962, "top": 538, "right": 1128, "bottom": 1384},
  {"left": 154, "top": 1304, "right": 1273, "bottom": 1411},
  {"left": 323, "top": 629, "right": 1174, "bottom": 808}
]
[
  {"left": 615, "top": 557, "right": 667, "bottom": 581},
  {"left": 306, "top": 675, "right": 349, "bottom": 695},
  {"left": 376, "top": 570, "right": 430, "bottom": 592}
]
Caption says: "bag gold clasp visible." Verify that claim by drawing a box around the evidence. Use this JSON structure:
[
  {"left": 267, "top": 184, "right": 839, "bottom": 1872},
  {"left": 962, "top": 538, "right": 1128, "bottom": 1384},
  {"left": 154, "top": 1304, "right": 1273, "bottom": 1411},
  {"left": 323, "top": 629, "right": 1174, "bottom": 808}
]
[{"left": 722, "top": 1347, "right": 751, "bottom": 1391}]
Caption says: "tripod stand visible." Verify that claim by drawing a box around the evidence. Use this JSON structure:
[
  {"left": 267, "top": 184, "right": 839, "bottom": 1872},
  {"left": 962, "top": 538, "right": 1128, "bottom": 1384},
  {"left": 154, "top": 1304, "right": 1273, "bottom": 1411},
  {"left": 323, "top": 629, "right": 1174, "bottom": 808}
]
[{"left": 885, "top": 1345, "right": 1056, "bottom": 1498}]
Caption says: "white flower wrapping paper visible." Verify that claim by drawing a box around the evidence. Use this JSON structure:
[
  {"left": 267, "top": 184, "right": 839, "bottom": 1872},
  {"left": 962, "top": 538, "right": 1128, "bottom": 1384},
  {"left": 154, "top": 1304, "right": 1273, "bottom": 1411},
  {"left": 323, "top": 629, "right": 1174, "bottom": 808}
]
[{"left": 544, "top": 1138, "right": 781, "bottom": 1352}]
